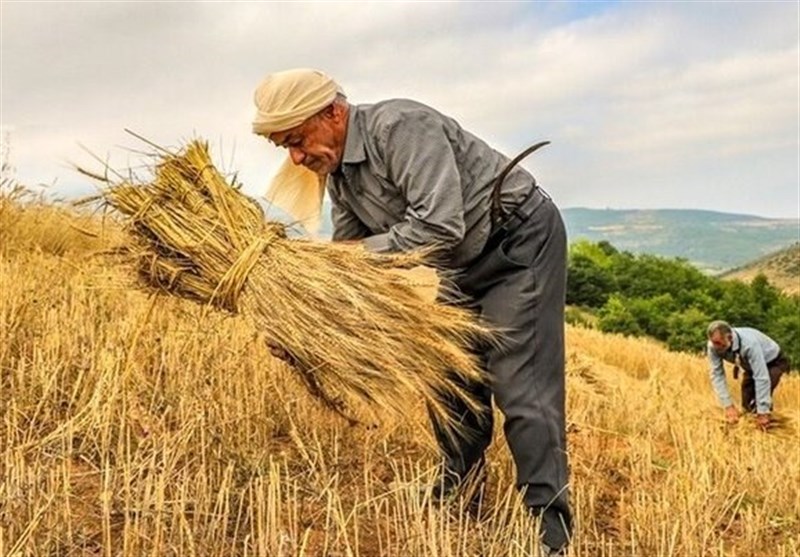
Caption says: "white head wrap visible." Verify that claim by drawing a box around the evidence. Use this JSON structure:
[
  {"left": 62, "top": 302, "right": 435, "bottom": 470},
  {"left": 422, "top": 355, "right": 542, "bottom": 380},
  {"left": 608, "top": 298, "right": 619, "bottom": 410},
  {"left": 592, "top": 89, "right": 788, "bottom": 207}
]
[
  {"left": 252, "top": 68, "right": 343, "bottom": 135},
  {"left": 252, "top": 69, "right": 344, "bottom": 236}
]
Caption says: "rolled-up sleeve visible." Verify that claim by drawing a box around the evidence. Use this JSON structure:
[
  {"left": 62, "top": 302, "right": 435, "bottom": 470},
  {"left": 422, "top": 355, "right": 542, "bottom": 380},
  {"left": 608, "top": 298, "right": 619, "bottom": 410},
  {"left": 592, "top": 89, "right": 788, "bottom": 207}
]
[
  {"left": 363, "top": 111, "right": 465, "bottom": 255},
  {"left": 708, "top": 347, "right": 733, "bottom": 408}
]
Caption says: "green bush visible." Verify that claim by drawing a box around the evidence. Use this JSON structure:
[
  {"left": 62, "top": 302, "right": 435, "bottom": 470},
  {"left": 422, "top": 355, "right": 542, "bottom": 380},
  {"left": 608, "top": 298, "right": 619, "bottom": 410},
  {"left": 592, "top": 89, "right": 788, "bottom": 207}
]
[
  {"left": 598, "top": 295, "right": 642, "bottom": 336},
  {"left": 567, "top": 253, "right": 615, "bottom": 308},
  {"left": 665, "top": 308, "right": 712, "bottom": 353}
]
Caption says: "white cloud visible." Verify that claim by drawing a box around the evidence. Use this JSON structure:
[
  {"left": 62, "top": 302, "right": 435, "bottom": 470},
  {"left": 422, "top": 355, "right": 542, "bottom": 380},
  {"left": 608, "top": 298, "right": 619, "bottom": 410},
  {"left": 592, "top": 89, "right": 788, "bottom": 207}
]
[{"left": 1, "top": 1, "right": 798, "bottom": 218}]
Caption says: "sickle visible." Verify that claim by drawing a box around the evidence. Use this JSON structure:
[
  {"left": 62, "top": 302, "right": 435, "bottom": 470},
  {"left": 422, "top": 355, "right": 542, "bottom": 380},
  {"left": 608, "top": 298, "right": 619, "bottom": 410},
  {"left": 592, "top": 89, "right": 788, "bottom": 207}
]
[{"left": 490, "top": 140, "right": 551, "bottom": 227}]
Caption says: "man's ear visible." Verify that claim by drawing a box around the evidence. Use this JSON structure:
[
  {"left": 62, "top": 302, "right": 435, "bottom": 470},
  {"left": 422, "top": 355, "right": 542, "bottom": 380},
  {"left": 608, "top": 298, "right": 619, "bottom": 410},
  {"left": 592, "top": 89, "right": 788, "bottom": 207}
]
[
  {"left": 321, "top": 104, "right": 338, "bottom": 120},
  {"left": 328, "top": 102, "right": 349, "bottom": 123}
]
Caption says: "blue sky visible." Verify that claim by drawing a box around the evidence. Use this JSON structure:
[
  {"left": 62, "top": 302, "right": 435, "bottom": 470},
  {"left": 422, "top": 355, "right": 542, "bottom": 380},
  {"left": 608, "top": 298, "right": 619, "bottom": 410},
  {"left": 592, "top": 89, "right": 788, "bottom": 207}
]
[{"left": 1, "top": 1, "right": 798, "bottom": 220}]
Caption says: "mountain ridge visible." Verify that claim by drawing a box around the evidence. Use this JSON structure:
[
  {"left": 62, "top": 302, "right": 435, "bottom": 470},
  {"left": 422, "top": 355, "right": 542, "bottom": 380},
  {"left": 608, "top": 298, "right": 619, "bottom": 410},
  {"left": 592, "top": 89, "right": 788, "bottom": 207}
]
[
  {"left": 560, "top": 207, "right": 799, "bottom": 273},
  {"left": 563, "top": 206, "right": 794, "bottom": 221}
]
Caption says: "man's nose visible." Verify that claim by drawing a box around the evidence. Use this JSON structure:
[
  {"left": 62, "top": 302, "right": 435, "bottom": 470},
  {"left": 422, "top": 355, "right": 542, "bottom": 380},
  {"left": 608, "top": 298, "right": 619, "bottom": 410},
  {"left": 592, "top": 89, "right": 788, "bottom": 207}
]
[{"left": 289, "top": 147, "right": 305, "bottom": 165}]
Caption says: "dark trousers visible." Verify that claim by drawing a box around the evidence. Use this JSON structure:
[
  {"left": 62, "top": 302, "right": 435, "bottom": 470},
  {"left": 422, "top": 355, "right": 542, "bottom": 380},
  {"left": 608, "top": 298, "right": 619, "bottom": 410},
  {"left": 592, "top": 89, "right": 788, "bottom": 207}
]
[
  {"left": 430, "top": 192, "right": 571, "bottom": 550},
  {"left": 741, "top": 354, "right": 790, "bottom": 412}
]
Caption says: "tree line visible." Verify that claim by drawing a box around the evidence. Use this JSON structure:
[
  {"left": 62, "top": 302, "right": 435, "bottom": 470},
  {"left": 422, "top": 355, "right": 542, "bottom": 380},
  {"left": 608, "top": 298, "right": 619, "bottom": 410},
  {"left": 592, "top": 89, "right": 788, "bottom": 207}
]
[{"left": 566, "top": 240, "right": 800, "bottom": 366}]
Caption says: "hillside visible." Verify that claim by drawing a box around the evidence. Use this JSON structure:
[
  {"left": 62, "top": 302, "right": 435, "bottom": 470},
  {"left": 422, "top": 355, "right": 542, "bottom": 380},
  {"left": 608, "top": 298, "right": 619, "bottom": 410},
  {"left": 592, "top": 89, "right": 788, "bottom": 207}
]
[
  {"left": 721, "top": 242, "right": 800, "bottom": 295},
  {"left": 562, "top": 208, "right": 800, "bottom": 274},
  {"left": 308, "top": 205, "right": 800, "bottom": 274},
  {"left": 2, "top": 198, "right": 799, "bottom": 556}
]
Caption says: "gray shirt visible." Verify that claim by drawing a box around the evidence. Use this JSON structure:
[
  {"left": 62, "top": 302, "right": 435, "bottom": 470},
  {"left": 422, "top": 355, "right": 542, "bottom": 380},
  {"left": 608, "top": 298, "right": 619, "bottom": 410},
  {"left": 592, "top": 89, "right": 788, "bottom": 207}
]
[
  {"left": 707, "top": 327, "right": 781, "bottom": 413},
  {"left": 326, "top": 99, "right": 538, "bottom": 268}
]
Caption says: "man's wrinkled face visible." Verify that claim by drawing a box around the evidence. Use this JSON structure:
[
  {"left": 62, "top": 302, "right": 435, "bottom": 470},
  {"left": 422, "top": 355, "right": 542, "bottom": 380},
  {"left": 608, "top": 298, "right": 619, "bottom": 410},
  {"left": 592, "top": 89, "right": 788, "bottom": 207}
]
[
  {"left": 710, "top": 331, "right": 733, "bottom": 353},
  {"left": 268, "top": 104, "right": 346, "bottom": 175}
]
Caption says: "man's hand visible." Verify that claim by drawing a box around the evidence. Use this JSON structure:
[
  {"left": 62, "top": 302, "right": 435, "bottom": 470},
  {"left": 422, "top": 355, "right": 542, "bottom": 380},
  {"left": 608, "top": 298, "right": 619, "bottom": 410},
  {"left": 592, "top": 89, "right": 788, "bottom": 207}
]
[
  {"left": 724, "top": 405, "right": 740, "bottom": 424},
  {"left": 755, "top": 413, "right": 771, "bottom": 431}
]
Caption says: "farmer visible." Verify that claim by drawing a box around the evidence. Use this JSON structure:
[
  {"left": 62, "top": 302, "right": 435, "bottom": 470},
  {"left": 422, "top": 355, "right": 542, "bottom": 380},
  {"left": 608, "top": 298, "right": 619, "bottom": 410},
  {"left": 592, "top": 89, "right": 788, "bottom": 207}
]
[
  {"left": 252, "top": 68, "right": 571, "bottom": 554},
  {"left": 706, "top": 320, "right": 790, "bottom": 430}
]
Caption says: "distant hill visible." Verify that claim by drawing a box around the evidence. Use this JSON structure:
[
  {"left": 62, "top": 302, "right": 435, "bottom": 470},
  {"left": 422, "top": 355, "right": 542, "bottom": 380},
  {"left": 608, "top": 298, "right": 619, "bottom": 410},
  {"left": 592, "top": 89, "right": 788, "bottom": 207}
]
[
  {"left": 562, "top": 208, "right": 799, "bottom": 273},
  {"left": 313, "top": 204, "right": 798, "bottom": 274},
  {"left": 720, "top": 242, "right": 800, "bottom": 295}
]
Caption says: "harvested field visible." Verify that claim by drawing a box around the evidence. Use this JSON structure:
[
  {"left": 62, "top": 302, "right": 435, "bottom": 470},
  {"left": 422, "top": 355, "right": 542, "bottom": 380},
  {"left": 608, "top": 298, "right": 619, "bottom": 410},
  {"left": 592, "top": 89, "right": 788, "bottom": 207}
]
[{"left": 1, "top": 190, "right": 799, "bottom": 556}]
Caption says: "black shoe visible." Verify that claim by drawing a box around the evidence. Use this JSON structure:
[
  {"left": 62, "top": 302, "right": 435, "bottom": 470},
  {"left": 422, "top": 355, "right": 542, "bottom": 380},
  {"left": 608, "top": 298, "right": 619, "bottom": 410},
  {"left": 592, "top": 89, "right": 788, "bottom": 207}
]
[
  {"left": 430, "top": 473, "right": 460, "bottom": 502},
  {"left": 530, "top": 506, "right": 571, "bottom": 556},
  {"left": 539, "top": 542, "right": 567, "bottom": 556}
]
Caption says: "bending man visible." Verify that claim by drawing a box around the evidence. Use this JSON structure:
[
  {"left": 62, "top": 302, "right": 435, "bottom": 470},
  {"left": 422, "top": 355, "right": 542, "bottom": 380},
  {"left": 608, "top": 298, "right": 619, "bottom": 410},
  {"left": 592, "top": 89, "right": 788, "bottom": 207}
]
[
  {"left": 706, "top": 320, "right": 790, "bottom": 429},
  {"left": 252, "top": 68, "right": 571, "bottom": 553}
]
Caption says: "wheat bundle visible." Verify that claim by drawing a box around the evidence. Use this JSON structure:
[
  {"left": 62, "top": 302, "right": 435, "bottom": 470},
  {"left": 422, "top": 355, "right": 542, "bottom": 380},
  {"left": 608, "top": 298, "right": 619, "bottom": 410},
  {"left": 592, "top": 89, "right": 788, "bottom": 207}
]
[{"left": 92, "top": 139, "right": 493, "bottom": 434}]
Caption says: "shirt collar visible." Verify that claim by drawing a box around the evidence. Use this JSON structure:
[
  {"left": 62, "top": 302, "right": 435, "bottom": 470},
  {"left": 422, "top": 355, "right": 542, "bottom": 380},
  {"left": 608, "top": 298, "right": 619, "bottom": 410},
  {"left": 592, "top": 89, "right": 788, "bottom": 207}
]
[{"left": 340, "top": 105, "right": 367, "bottom": 165}]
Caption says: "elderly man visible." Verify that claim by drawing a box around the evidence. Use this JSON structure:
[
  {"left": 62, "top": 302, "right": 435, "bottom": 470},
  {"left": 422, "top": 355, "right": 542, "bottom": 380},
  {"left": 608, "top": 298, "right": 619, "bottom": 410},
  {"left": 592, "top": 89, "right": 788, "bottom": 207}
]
[
  {"left": 252, "top": 68, "right": 571, "bottom": 553},
  {"left": 706, "top": 320, "right": 790, "bottom": 429}
]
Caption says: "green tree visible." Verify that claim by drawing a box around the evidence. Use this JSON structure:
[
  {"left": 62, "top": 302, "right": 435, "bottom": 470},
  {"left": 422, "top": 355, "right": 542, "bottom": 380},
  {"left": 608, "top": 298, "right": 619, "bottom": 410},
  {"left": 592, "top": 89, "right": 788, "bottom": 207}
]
[
  {"left": 765, "top": 296, "right": 800, "bottom": 367},
  {"left": 666, "top": 308, "right": 712, "bottom": 353},
  {"left": 627, "top": 294, "right": 676, "bottom": 339},
  {"left": 598, "top": 295, "right": 642, "bottom": 336},
  {"left": 567, "top": 253, "right": 616, "bottom": 308},
  {"left": 751, "top": 274, "right": 780, "bottom": 315},
  {"left": 717, "top": 281, "right": 765, "bottom": 330},
  {"left": 597, "top": 240, "right": 619, "bottom": 258}
]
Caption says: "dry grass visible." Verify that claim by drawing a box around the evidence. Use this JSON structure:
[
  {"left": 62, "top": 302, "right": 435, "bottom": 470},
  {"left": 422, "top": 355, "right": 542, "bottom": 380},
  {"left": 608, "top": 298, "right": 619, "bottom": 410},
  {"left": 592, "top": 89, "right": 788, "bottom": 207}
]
[{"left": 2, "top": 194, "right": 799, "bottom": 556}]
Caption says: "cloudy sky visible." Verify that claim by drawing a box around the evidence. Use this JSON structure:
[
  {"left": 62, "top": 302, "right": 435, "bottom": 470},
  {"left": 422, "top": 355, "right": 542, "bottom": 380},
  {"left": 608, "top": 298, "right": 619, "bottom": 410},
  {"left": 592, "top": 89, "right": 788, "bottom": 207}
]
[{"left": 1, "top": 1, "right": 799, "bottom": 219}]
